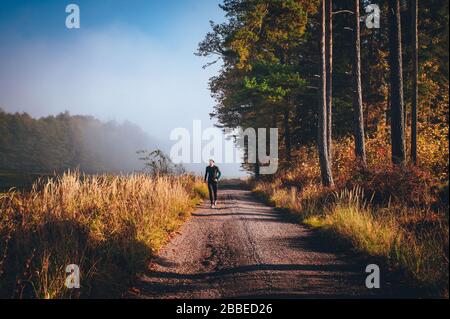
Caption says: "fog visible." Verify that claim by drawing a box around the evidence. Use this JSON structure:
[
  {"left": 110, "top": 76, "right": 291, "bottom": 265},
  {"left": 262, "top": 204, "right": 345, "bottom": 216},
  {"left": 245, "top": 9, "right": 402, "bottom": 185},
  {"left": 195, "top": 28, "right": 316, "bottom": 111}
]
[{"left": 0, "top": 1, "right": 246, "bottom": 177}]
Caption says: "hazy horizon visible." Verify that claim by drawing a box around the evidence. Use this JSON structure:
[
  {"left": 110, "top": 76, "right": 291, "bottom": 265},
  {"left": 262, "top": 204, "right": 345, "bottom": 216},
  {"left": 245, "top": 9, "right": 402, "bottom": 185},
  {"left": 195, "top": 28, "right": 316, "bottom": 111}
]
[{"left": 0, "top": 0, "right": 247, "bottom": 177}]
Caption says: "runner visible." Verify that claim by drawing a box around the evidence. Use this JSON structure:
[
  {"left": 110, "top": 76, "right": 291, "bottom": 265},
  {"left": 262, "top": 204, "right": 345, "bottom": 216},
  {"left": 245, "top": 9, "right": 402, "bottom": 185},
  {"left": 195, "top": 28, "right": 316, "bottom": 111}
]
[{"left": 204, "top": 159, "right": 221, "bottom": 208}]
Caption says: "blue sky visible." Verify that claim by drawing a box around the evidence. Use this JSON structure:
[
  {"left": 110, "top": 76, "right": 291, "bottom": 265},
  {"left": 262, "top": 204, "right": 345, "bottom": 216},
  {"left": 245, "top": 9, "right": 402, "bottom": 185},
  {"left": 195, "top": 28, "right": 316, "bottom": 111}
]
[
  {"left": 0, "top": 1, "right": 245, "bottom": 176},
  {"left": 0, "top": 0, "right": 222, "bottom": 43}
]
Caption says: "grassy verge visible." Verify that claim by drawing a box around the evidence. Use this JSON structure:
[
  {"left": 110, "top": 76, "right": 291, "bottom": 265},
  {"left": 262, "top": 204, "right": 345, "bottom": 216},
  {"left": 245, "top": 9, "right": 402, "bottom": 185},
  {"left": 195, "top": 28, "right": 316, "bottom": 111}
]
[
  {"left": 0, "top": 172, "right": 207, "bottom": 298},
  {"left": 252, "top": 182, "right": 449, "bottom": 297}
]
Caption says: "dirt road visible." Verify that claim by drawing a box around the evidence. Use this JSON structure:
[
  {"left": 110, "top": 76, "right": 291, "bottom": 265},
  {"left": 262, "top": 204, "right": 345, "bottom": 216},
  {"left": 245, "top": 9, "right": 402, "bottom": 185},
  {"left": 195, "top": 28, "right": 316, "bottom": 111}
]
[{"left": 130, "top": 185, "right": 416, "bottom": 298}]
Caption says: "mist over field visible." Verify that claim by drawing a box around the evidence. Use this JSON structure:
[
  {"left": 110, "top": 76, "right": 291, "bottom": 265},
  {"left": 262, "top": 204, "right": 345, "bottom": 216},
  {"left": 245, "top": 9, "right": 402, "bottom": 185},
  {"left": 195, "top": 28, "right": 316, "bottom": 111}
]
[
  {"left": 0, "top": 109, "right": 158, "bottom": 173},
  {"left": 0, "top": 0, "right": 245, "bottom": 177}
]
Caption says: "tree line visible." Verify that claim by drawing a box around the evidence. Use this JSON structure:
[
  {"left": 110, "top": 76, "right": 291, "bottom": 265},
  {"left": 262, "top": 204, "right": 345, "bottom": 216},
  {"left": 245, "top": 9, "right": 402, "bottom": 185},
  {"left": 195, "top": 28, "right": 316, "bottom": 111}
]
[
  {"left": 197, "top": 0, "right": 448, "bottom": 185},
  {"left": 0, "top": 109, "right": 155, "bottom": 173}
]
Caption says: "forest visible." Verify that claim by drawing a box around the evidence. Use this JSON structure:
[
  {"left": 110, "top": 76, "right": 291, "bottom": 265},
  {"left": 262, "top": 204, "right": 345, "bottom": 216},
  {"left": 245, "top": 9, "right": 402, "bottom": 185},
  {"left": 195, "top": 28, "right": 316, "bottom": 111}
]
[
  {"left": 0, "top": 109, "right": 155, "bottom": 174},
  {"left": 198, "top": 0, "right": 448, "bottom": 295},
  {"left": 197, "top": 0, "right": 448, "bottom": 180}
]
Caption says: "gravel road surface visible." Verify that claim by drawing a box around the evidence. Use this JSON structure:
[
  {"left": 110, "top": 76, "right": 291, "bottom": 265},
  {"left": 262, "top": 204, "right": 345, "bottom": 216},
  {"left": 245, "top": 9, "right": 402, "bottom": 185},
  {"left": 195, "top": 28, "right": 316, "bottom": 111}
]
[{"left": 130, "top": 185, "right": 418, "bottom": 299}]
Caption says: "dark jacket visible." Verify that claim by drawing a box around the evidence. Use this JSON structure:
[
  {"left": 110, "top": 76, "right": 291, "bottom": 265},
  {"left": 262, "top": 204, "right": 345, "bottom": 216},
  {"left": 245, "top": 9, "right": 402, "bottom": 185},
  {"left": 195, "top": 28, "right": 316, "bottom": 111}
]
[{"left": 204, "top": 165, "right": 222, "bottom": 183}]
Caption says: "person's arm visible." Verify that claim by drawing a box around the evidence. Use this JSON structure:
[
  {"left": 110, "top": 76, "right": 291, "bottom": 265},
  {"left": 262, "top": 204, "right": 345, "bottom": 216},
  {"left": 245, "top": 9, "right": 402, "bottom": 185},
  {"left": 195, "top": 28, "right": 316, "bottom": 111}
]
[
  {"left": 204, "top": 167, "right": 208, "bottom": 181},
  {"left": 216, "top": 167, "right": 222, "bottom": 180}
]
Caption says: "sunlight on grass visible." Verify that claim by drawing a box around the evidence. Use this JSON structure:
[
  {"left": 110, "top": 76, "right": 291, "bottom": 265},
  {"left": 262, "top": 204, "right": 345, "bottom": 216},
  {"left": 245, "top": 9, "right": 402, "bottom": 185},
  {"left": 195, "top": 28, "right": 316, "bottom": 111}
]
[
  {"left": 0, "top": 172, "right": 206, "bottom": 298},
  {"left": 253, "top": 182, "right": 449, "bottom": 296}
]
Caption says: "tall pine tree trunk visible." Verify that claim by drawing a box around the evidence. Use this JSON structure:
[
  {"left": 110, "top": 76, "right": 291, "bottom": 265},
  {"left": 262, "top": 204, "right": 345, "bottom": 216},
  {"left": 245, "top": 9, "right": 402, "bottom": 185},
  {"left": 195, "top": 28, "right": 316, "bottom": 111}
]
[
  {"left": 272, "top": 107, "right": 278, "bottom": 129},
  {"left": 411, "top": 0, "right": 418, "bottom": 164},
  {"left": 283, "top": 107, "right": 291, "bottom": 162},
  {"left": 318, "top": 0, "right": 334, "bottom": 187},
  {"left": 254, "top": 146, "right": 260, "bottom": 180},
  {"left": 325, "top": 0, "right": 333, "bottom": 161},
  {"left": 388, "top": 0, "right": 406, "bottom": 164},
  {"left": 353, "top": 0, "right": 366, "bottom": 164}
]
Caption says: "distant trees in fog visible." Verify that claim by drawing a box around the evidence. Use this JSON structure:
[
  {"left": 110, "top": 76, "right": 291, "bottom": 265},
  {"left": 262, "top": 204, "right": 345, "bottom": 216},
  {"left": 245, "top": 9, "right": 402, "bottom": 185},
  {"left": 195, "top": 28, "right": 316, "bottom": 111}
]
[{"left": 0, "top": 109, "right": 156, "bottom": 173}]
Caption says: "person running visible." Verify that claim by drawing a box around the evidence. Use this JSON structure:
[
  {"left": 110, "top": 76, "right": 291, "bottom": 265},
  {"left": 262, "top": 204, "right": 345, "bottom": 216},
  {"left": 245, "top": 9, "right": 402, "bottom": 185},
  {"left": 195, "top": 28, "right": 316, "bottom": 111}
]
[{"left": 204, "top": 159, "right": 221, "bottom": 208}]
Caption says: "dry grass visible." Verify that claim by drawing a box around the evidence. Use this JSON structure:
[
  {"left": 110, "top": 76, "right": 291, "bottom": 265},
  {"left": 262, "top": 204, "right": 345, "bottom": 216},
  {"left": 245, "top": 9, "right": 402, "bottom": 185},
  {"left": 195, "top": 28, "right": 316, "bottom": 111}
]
[
  {"left": 0, "top": 172, "right": 207, "bottom": 298},
  {"left": 252, "top": 127, "right": 448, "bottom": 297},
  {"left": 253, "top": 182, "right": 449, "bottom": 297}
]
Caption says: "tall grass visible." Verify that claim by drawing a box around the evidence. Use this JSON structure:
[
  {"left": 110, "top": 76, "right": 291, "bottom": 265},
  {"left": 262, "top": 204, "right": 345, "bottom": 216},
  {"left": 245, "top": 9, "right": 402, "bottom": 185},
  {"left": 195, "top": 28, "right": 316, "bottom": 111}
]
[
  {"left": 0, "top": 172, "right": 207, "bottom": 298},
  {"left": 253, "top": 182, "right": 449, "bottom": 297}
]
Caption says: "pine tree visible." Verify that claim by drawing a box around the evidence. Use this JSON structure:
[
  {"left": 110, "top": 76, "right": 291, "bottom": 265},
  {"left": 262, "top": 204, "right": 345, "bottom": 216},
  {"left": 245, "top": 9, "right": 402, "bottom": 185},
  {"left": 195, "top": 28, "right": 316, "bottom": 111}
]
[
  {"left": 388, "top": 0, "right": 406, "bottom": 164},
  {"left": 353, "top": 0, "right": 366, "bottom": 164}
]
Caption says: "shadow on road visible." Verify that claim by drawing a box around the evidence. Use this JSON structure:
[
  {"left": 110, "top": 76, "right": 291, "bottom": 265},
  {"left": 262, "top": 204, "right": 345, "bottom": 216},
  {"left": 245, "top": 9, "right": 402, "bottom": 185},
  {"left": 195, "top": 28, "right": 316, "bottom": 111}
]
[{"left": 130, "top": 186, "right": 423, "bottom": 299}]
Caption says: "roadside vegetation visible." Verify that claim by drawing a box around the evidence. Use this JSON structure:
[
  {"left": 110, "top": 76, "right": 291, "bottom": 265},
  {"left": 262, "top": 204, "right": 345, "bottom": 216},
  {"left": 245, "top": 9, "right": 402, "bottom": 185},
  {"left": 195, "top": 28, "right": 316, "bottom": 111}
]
[
  {"left": 0, "top": 172, "right": 207, "bottom": 298},
  {"left": 199, "top": 0, "right": 448, "bottom": 297},
  {"left": 252, "top": 129, "right": 448, "bottom": 297}
]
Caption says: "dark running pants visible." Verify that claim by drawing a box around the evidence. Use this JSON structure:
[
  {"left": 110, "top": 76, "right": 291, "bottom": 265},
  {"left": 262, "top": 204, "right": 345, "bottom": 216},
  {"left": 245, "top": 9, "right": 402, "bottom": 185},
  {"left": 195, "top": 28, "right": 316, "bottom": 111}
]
[{"left": 208, "top": 181, "right": 218, "bottom": 204}]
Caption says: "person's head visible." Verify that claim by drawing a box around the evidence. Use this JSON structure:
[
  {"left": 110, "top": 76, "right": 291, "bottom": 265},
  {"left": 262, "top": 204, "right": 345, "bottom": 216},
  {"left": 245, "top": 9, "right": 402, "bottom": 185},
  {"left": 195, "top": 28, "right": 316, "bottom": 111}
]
[{"left": 209, "top": 159, "right": 215, "bottom": 167}]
